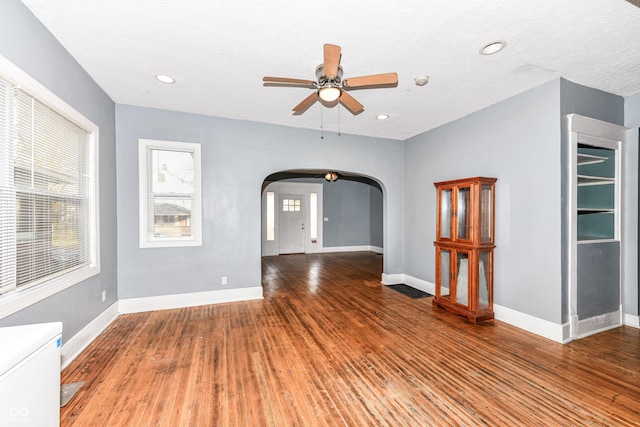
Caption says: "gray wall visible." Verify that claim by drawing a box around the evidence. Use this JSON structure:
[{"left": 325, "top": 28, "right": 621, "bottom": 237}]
[
  {"left": 403, "top": 80, "right": 563, "bottom": 323},
  {"left": 323, "top": 179, "right": 378, "bottom": 247},
  {"left": 279, "top": 177, "right": 384, "bottom": 248},
  {"left": 624, "top": 91, "right": 640, "bottom": 317},
  {"left": 0, "top": 1, "right": 117, "bottom": 342},
  {"left": 115, "top": 105, "right": 403, "bottom": 299},
  {"left": 370, "top": 185, "right": 383, "bottom": 247}
]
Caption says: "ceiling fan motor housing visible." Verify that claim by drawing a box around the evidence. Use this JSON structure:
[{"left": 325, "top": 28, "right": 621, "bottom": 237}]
[{"left": 316, "top": 64, "right": 343, "bottom": 88}]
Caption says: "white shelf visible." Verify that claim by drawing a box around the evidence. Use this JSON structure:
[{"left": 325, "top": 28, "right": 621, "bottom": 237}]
[
  {"left": 577, "top": 174, "right": 615, "bottom": 186},
  {"left": 577, "top": 153, "right": 607, "bottom": 166},
  {"left": 577, "top": 208, "right": 614, "bottom": 215}
]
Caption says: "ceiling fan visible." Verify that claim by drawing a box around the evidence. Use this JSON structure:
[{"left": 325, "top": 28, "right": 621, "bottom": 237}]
[{"left": 263, "top": 44, "right": 398, "bottom": 115}]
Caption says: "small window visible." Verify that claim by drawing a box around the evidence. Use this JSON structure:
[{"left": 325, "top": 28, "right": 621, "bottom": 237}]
[
  {"left": 282, "top": 199, "right": 301, "bottom": 212},
  {"left": 310, "top": 193, "right": 318, "bottom": 239},
  {"left": 266, "top": 191, "right": 275, "bottom": 241},
  {"left": 139, "top": 139, "right": 202, "bottom": 248}
]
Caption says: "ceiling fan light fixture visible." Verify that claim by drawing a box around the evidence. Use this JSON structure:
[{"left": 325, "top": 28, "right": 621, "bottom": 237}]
[
  {"left": 319, "top": 86, "right": 341, "bottom": 102},
  {"left": 479, "top": 40, "right": 506, "bottom": 55},
  {"left": 324, "top": 171, "right": 338, "bottom": 182}
]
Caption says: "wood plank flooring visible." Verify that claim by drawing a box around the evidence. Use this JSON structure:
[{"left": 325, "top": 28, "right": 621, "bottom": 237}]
[{"left": 60, "top": 252, "right": 640, "bottom": 426}]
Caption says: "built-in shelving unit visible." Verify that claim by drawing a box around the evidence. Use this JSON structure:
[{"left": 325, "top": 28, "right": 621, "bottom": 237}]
[
  {"left": 567, "top": 113, "right": 625, "bottom": 341},
  {"left": 576, "top": 144, "right": 617, "bottom": 241}
]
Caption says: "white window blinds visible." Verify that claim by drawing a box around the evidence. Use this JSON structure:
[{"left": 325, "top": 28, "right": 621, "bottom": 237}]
[
  {"left": 0, "top": 79, "right": 16, "bottom": 295},
  {"left": 0, "top": 76, "right": 93, "bottom": 295}
]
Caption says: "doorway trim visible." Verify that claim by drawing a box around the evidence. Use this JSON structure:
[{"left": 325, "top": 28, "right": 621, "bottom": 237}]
[
  {"left": 262, "top": 182, "right": 324, "bottom": 256},
  {"left": 567, "top": 114, "right": 627, "bottom": 340}
]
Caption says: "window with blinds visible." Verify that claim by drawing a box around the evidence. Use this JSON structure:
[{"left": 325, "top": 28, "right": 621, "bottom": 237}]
[
  {"left": 138, "top": 139, "right": 202, "bottom": 248},
  {"left": 0, "top": 72, "right": 98, "bottom": 299}
]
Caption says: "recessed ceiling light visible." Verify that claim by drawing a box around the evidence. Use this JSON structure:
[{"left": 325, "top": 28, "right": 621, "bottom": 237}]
[
  {"left": 376, "top": 114, "right": 390, "bottom": 121},
  {"left": 155, "top": 74, "right": 176, "bottom": 84},
  {"left": 414, "top": 75, "right": 429, "bottom": 86},
  {"left": 479, "top": 40, "right": 506, "bottom": 55}
]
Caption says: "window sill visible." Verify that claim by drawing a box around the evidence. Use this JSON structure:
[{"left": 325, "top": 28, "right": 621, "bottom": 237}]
[
  {"left": 140, "top": 238, "right": 202, "bottom": 249},
  {"left": 0, "top": 265, "right": 100, "bottom": 319}
]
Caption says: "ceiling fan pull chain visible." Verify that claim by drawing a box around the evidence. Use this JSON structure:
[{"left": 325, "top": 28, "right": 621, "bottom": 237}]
[
  {"left": 320, "top": 104, "right": 324, "bottom": 140},
  {"left": 338, "top": 104, "right": 341, "bottom": 137}
]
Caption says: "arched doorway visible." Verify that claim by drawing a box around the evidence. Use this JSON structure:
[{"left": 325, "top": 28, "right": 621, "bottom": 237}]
[{"left": 260, "top": 170, "right": 384, "bottom": 257}]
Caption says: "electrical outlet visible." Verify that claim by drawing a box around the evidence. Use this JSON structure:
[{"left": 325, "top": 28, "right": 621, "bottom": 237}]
[
  {"left": 101, "top": 290, "right": 106, "bottom": 302},
  {"left": 221, "top": 276, "right": 228, "bottom": 285}
]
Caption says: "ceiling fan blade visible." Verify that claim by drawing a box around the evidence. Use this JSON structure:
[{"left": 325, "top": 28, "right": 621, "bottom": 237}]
[
  {"left": 323, "top": 44, "right": 341, "bottom": 78},
  {"left": 339, "top": 91, "right": 364, "bottom": 115},
  {"left": 264, "top": 83, "right": 317, "bottom": 89},
  {"left": 292, "top": 92, "right": 318, "bottom": 115},
  {"left": 343, "top": 72, "right": 398, "bottom": 88},
  {"left": 263, "top": 76, "right": 317, "bottom": 86}
]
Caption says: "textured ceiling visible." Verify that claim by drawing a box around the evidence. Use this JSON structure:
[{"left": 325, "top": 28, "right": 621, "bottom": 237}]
[{"left": 20, "top": 0, "right": 640, "bottom": 141}]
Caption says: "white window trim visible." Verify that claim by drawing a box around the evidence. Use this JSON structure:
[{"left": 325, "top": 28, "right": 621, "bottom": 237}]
[
  {"left": 0, "top": 55, "right": 100, "bottom": 319},
  {"left": 138, "top": 139, "right": 202, "bottom": 248}
]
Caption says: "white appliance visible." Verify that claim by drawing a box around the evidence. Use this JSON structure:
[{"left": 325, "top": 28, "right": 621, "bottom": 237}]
[{"left": 0, "top": 322, "right": 63, "bottom": 427}]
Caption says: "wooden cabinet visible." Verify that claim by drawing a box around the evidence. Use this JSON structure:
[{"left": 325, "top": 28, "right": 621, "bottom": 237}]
[{"left": 433, "top": 177, "right": 496, "bottom": 323}]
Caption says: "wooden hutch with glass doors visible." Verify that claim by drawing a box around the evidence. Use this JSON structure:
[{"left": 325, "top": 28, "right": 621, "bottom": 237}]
[{"left": 433, "top": 177, "right": 496, "bottom": 323}]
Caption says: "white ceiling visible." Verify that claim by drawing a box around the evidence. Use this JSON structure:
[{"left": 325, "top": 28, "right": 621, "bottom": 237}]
[{"left": 20, "top": 0, "right": 640, "bottom": 141}]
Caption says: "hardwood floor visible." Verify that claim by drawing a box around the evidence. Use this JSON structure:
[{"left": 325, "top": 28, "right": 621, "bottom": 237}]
[{"left": 61, "top": 252, "right": 640, "bottom": 426}]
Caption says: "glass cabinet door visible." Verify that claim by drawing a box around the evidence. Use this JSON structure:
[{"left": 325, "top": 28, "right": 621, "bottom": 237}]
[
  {"left": 456, "top": 186, "right": 472, "bottom": 241},
  {"left": 439, "top": 188, "right": 453, "bottom": 240},
  {"left": 437, "top": 247, "right": 451, "bottom": 299},
  {"left": 454, "top": 250, "right": 470, "bottom": 308},
  {"left": 477, "top": 250, "right": 492, "bottom": 311},
  {"left": 480, "top": 184, "right": 493, "bottom": 244}
]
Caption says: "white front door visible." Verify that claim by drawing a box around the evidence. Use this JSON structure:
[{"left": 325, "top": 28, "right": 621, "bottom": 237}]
[{"left": 278, "top": 194, "right": 305, "bottom": 254}]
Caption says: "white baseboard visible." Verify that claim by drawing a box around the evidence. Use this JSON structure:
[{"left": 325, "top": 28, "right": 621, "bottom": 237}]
[
  {"left": 395, "top": 274, "right": 568, "bottom": 343},
  {"left": 381, "top": 273, "right": 435, "bottom": 295},
  {"left": 323, "top": 245, "right": 383, "bottom": 254},
  {"left": 571, "top": 310, "right": 622, "bottom": 339},
  {"left": 381, "top": 273, "right": 404, "bottom": 285},
  {"left": 61, "top": 302, "right": 119, "bottom": 369},
  {"left": 624, "top": 313, "right": 640, "bottom": 328},
  {"left": 119, "top": 286, "right": 264, "bottom": 314},
  {"left": 493, "top": 304, "right": 568, "bottom": 343}
]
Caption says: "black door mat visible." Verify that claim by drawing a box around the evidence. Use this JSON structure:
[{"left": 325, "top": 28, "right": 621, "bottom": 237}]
[{"left": 387, "top": 284, "right": 433, "bottom": 299}]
